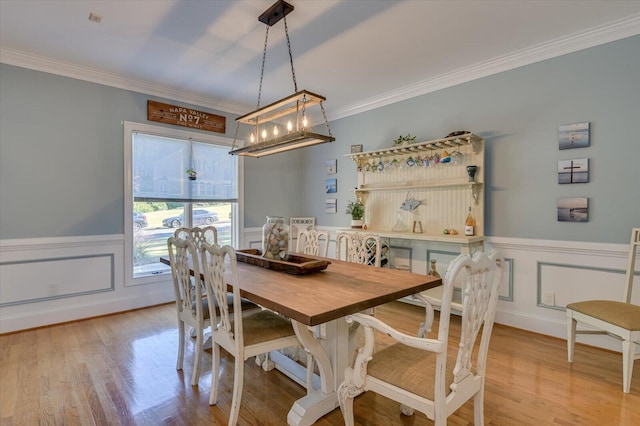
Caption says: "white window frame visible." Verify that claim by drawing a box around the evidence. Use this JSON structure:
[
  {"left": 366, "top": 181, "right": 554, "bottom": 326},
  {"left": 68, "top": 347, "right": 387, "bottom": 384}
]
[{"left": 123, "top": 121, "right": 244, "bottom": 286}]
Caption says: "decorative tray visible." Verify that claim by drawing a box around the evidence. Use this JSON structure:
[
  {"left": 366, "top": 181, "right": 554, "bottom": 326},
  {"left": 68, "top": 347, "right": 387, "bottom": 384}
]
[{"left": 235, "top": 249, "right": 331, "bottom": 275}]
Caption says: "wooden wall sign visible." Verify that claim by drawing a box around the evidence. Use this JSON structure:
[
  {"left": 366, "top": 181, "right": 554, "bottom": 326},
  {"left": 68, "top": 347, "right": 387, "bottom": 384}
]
[{"left": 147, "top": 100, "right": 226, "bottom": 133}]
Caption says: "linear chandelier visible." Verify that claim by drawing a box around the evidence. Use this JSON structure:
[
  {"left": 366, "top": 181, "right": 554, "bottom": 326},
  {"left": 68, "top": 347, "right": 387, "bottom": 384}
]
[{"left": 229, "top": 0, "right": 335, "bottom": 157}]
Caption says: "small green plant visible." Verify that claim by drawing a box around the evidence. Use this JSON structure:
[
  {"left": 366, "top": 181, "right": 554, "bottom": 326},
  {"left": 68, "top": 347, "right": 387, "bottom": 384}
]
[
  {"left": 393, "top": 133, "right": 416, "bottom": 146},
  {"left": 345, "top": 200, "right": 364, "bottom": 220},
  {"left": 186, "top": 168, "right": 197, "bottom": 180}
]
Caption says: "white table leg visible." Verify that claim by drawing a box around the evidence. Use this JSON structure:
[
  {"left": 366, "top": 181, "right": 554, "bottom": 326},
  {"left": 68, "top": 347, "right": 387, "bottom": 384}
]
[{"left": 287, "top": 318, "right": 349, "bottom": 426}]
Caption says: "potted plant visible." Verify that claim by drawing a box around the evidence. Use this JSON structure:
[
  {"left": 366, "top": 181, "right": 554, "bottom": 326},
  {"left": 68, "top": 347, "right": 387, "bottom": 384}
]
[
  {"left": 393, "top": 133, "right": 416, "bottom": 146},
  {"left": 345, "top": 200, "right": 365, "bottom": 228},
  {"left": 186, "top": 168, "right": 197, "bottom": 181}
]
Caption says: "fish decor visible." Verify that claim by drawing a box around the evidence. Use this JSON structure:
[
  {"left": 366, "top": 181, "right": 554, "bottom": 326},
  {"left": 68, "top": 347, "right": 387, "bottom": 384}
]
[{"left": 400, "top": 193, "right": 422, "bottom": 214}]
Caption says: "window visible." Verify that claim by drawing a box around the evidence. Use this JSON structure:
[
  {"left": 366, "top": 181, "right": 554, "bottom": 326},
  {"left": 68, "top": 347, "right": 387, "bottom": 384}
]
[{"left": 124, "top": 121, "right": 242, "bottom": 285}]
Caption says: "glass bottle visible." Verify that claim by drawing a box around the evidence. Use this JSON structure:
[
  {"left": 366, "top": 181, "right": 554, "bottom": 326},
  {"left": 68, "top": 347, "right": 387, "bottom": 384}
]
[
  {"left": 465, "top": 206, "right": 475, "bottom": 236},
  {"left": 427, "top": 259, "right": 441, "bottom": 278},
  {"left": 262, "top": 216, "right": 289, "bottom": 261}
]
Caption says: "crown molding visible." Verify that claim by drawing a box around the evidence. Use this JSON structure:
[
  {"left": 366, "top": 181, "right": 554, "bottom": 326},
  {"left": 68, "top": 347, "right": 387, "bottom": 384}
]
[
  {"left": 2, "top": 13, "right": 639, "bottom": 120},
  {"left": 330, "top": 13, "right": 640, "bottom": 121},
  {"left": 0, "top": 48, "right": 249, "bottom": 115}
]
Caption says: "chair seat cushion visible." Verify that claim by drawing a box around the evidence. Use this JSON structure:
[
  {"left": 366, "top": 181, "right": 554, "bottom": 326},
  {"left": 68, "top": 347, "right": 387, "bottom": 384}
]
[
  {"left": 366, "top": 343, "right": 456, "bottom": 400},
  {"left": 567, "top": 301, "right": 640, "bottom": 330},
  {"left": 240, "top": 310, "right": 296, "bottom": 346}
]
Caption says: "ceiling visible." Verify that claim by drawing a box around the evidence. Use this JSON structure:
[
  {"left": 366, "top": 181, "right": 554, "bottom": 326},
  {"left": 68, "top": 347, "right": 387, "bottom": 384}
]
[{"left": 1, "top": 1, "right": 640, "bottom": 121}]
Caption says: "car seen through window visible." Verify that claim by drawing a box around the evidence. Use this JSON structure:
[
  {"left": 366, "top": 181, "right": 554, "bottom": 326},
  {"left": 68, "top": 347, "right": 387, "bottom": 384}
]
[{"left": 162, "top": 209, "right": 219, "bottom": 228}]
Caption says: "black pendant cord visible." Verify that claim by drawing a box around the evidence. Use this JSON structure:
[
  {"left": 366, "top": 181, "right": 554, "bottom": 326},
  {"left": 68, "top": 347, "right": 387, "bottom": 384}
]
[
  {"left": 320, "top": 102, "right": 332, "bottom": 137},
  {"left": 283, "top": 13, "right": 298, "bottom": 93},
  {"left": 256, "top": 26, "right": 270, "bottom": 110}
]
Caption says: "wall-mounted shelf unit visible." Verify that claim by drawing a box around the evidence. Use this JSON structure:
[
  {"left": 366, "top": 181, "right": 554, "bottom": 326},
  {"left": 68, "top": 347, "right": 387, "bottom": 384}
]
[{"left": 345, "top": 132, "right": 485, "bottom": 244}]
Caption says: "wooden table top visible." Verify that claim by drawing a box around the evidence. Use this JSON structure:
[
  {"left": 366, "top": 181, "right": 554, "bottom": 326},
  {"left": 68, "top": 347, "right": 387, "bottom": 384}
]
[{"left": 161, "top": 253, "right": 441, "bottom": 327}]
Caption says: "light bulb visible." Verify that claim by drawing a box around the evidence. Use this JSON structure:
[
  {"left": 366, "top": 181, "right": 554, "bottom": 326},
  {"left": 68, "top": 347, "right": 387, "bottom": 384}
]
[
  {"left": 287, "top": 120, "right": 293, "bottom": 132},
  {"left": 273, "top": 125, "right": 279, "bottom": 137},
  {"left": 302, "top": 115, "right": 308, "bottom": 128},
  {"left": 250, "top": 133, "right": 255, "bottom": 144},
  {"left": 261, "top": 129, "right": 267, "bottom": 140}
]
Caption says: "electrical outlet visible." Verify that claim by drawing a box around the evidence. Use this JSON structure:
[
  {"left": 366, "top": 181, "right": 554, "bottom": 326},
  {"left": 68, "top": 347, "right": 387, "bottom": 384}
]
[{"left": 542, "top": 291, "right": 555, "bottom": 306}]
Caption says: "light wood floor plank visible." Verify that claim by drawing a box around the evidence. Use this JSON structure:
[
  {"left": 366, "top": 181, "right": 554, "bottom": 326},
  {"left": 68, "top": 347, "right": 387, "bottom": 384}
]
[{"left": 0, "top": 301, "right": 638, "bottom": 425}]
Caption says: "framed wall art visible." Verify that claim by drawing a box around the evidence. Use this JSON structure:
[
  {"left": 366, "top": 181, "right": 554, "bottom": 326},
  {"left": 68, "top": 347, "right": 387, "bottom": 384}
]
[
  {"left": 325, "top": 178, "right": 337, "bottom": 193},
  {"left": 557, "top": 197, "right": 588, "bottom": 222},
  {"left": 325, "top": 159, "right": 337, "bottom": 174},
  {"left": 558, "top": 158, "right": 589, "bottom": 184},
  {"left": 325, "top": 198, "right": 337, "bottom": 214},
  {"left": 559, "top": 122, "right": 590, "bottom": 150}
]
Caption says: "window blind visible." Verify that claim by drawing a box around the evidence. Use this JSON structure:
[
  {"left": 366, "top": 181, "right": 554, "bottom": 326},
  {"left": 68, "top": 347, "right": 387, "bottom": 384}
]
[{"left": 133, "top": 133, "right": 238, "bottom": 203}]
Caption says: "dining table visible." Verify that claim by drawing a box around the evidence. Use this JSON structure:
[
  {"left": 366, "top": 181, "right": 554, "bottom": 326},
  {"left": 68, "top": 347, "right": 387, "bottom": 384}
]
[{"left": 161, "top": 252, "right": 441, "bottom": 425}]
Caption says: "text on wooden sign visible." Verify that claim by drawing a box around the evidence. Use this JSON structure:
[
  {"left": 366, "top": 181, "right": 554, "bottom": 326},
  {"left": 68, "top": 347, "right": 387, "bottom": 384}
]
[{"left": 147, "top": 100, "right": 226, "bottom": 133}]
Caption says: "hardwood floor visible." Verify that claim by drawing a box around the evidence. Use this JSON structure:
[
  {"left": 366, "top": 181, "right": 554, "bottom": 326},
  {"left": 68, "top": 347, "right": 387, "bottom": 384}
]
[{"left": 1, "top": 301, "right": 638, "bottom": 425}]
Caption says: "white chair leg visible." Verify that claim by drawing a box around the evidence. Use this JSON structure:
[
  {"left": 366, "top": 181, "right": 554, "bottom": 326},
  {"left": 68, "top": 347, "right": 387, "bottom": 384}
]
[
  {"left": 622, "top": 339, "right": 634, "bottom": 393},
  {"left": 229, "top": 357, "right": 245, "bottom": 426},
  {"left": 209, "top": 344, "right": 221, "bottom": 406},
  {"left": 474, "top": 388, "right": 485, "bottom": 425},
  {"left": 191, "top": 328, "right": 203, "bottom": 386},
  {"left": 567, "top": 314, "right": 576, "bottom": 363},
  {"left": 176, "top": 320, "right": 185, "bottom": 371}
]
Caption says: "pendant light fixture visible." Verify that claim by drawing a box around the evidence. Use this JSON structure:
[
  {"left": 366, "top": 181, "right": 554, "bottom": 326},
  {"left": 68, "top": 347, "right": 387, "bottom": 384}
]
[{"left": 229, "top": 0, "right": 335, "bottom": 157}]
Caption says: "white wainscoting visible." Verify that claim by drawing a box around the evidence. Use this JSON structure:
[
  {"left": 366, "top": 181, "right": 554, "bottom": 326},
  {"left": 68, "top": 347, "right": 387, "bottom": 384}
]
[
  {"left": 2, "top": 231, "right": 636, "bottom": 356},
  {"left": 0, "top": 235, "right": 174, "bottom": 334}
]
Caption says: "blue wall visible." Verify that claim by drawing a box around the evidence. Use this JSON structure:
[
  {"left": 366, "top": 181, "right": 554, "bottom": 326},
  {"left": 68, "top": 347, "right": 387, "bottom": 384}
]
[
  {"left": 0, "top": 64, "right": 308, "bottom": 237},
  {"left": 299, "top": 35, "right": 640, "bottom": 244},
  {"left": 1, "top": 35, "right": 639, "bottom": 243}
]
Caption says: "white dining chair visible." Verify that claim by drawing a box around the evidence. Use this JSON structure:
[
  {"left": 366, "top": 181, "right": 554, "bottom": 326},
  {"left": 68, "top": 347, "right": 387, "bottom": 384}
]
[
  {"left": 200, "top": 242, "right": 304, "bottom": 426},
  {"left": 566, "top": 227, "right": 640, "bottom": 393},
  {"left": 289, "top": 217, "right": 316, "bottom": 249},
  {"left": 296, "top": 228, "right": 330, "bottom": 257},
  {"left": 335, "top": 231, "right": 382, "bottom": 267},
  {"left": 334, "top": 231, "right": 384, "bottom": 365},
  {"left": 174, "top": 227, "right": 260, "bottom": 338},
  {"left": 167, "top": 236, "right": 211, "bottom": 387},
  {"left": 338, "top": 249, "right": 504, "bottom": 426}
]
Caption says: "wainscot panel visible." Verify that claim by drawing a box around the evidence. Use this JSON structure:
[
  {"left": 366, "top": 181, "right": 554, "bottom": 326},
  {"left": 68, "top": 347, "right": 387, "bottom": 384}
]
[{"left": 0, "top": 235, "right": 174, "bottom": 333}]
